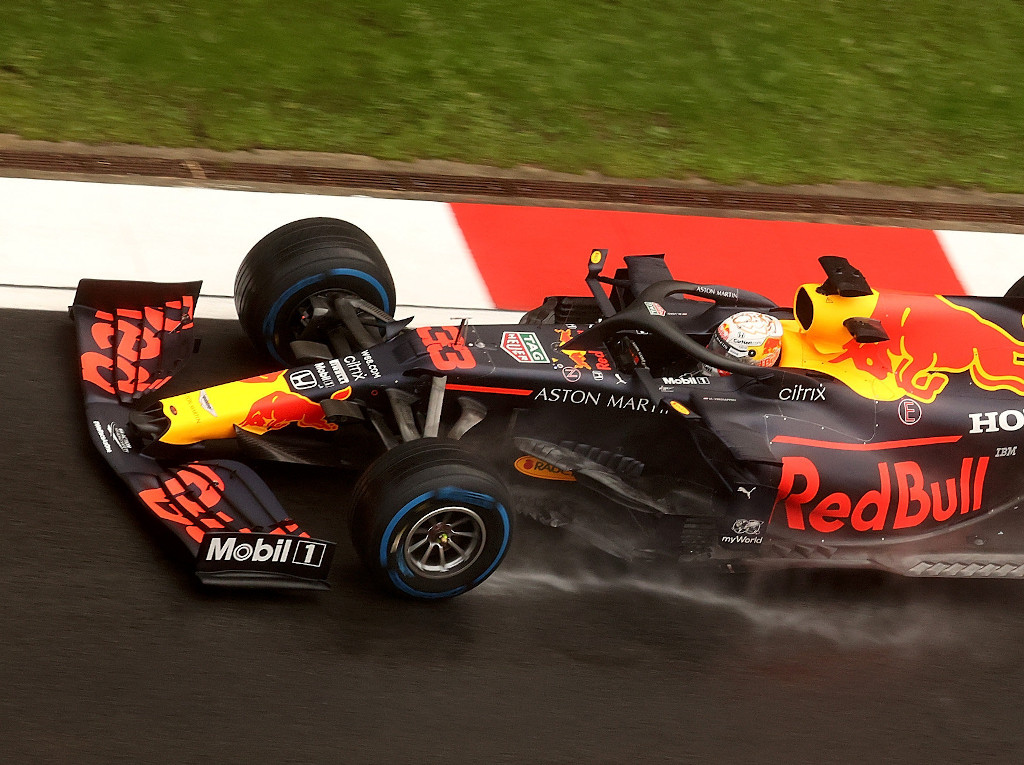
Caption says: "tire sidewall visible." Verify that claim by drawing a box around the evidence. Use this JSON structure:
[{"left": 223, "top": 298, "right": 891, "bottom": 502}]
[
  {"left": 234, "top": 218, "right": 396, "bottom": 365},
  {"left": 351, "top": 439, "right": 513, "bottom": 599},
  {"left": 379, "top": 484, "right": 511, "bottom": 599},
  {"left": 261, "top": 266, "right": 393, "bottom": 364}
]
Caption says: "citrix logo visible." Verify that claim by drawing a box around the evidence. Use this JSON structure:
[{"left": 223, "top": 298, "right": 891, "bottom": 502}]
[{"left": 779, "top": 384, "right": 825, "bottom": 402}]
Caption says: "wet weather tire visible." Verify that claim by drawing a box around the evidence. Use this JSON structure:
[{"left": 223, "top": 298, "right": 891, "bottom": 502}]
[
  {"left": 350, "top": 439, "right": 513, "bottom": 599},
  {"left": 234, "top": 217, "right": 396, "bottom": 365}
]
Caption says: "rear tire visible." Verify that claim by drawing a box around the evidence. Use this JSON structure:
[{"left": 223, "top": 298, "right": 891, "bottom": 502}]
[
  {"left": 350, "top": 439, "right": 513, "bottom": 599},
  {"left": 234, "top": 217, "right": 396, "bottom": 365}
]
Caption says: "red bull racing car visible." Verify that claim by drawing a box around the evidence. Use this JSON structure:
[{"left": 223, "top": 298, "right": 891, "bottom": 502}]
[{"left": 72, "top": 217, "right": 1024, "bottom": 597}]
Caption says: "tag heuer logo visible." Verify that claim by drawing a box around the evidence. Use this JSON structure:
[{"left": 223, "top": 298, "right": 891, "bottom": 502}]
[{"left": 501, "top": 331, "right": 549, "bottom": 363}]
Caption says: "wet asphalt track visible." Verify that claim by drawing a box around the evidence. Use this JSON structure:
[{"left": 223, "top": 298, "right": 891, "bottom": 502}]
[{"left": 4, "top": 307, "right": 1024, "bottom": 764}]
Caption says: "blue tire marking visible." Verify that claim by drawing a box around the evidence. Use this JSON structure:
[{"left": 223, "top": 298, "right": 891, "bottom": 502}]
[
  {"left": 262, "top": 268, "right": 391, "bottom": 362},
  {"left": 470, "top": 502, "right": 510, "bottom": 587},
  {"left": 379, "top": 489, "right": 511, "bottom": 599}
]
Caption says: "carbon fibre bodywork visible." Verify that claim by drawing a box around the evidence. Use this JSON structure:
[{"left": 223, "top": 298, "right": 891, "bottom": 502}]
[{"left": 72, "top": 252, "right": 1024, "bottom": 589}]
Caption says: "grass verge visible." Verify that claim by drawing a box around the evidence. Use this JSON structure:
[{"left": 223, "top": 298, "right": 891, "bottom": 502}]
[{"left": 2, "top": 0, "right": 1023, "bottom": 190}]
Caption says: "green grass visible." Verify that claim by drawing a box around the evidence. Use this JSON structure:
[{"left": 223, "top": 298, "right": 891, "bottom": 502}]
[{"left": 2, "top": 0, "right": 1024, "bottom": 190}]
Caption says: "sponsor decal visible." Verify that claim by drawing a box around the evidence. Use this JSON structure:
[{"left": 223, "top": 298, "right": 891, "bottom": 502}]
[
  {"left": 606, "top": 394, "right": 660, "bottom": 412},
  {"left": 344, "top": 354, "right": 367, "bottom": 381},
  {"left": 501, "top": 331, "right": 549, "bottom": 363},
  {"left": 560, "top": 348, "right": 612, "bottom": 371},
  {"left": 996, "top": 446, "right": 1017, "bottom": 457},
  {"left": 198, "top": 389, "right": 217, "bottom": 417},
  {"left": 645, "top": 301, "right": 666, "bottom": 316},
  {"left": 292, "top": 539, "right": 328, "bottom": 567},
  {"left": 614, "top": 374, "right": 629, "bottom": 385},
  {"left": 93, "top": 420, "right": 112, "bottom": 453},
  {"left": 201, "top": 535, "right": 329, "bottom": 569},
  {"left": 533, "top": 388, "right": 668, "bottom": 413},
  {"left": 183, "top": 395, "right": 202, "bottom": 424},
  {"left": 898, "top": 398, "right": 922, "bottom": 425},
  {"left": 107, "top": 423, "right": 131, "bottom": 453},
  {"left": 969, "top": 409, "right": 1024, "bottom": 434},
  {"left": 720, "top": 534, "right": 763, "bottom": 545},
  {"left": 329, "top": 358, "right": 350, "bottom": 385},
  {"left": 514, "top": 456, "right": 576, "bottom": 482},
  {"left": 830, "top": 293, "right": 1024, "bottom": 404},
  {"left": 555, "top": 327, "right": 578, "bottom": 345},
  {"left": 732, "top": 519, "right": 762, "bottom": 534},
  {"left": 562, "top": 368, "right": 582, "bottom": 383},
  {"left": 417, "top": 326, "right": 476, "bottom": 371},
  {"left": 289, "top": 368, "right": 319, "bottom": 391},
  {"left": 721, "top": 518, "right": 764, "bottom": 545},
  {"left": 535, "top": 388, "right": 601, "bottom": 405},
  {"left": 737, "top": 487, "right": 756, "bottom": 499},
  {"left": 138, "top": 463, "right": 229, "bottom": 544},
  {"left": 694, "top": 285, "right": 740, "bottom": 301},
  {"left": 774, "top": 455, "right": 989, "bottom": 533},
  {"left": 358, "top": 350, "right": 381, "bottom": 379},
  {"left": 662, "top": 375, "right": 711, "bottom": 386},
  {"left": 239, "top": 387, "right": 351, "bottom": 434},
  {"left": 206, "top": 535, "right": 294, "bottom": 563},
  {"left": 79, "top": 296, "right": 195, "bottom": 397},
  {"left": 778, "top": 384, "right": 825, "bottom": 402}
]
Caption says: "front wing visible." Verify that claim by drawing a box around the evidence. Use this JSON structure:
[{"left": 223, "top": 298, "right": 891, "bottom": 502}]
[{"left": 72, "top": 279, "right": 334, "bottom": 589}]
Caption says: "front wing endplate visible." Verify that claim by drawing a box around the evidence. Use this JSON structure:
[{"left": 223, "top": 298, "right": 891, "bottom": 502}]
[{"left": 72, "top": 279, "right": 334, "bottom": 590}]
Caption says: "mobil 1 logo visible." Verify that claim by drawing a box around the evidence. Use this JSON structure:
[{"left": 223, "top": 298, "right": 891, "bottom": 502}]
[
  {"left": 196, "top": 532, "right": 335, "bottom": 580},
  {"left": 288, "top": 359, "right": 350, "bottom": 393}
]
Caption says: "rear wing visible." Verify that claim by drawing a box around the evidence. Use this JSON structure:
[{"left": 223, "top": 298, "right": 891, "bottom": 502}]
[{"left": 72, "top": 280, "right": 334, "bottom": 590}]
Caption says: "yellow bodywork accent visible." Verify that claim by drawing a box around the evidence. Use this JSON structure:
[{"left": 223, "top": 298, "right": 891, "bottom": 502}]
[
  {"left": 158, "top": 370, "right": 351, "bottom": 445},
  {"left": 779, "top": 285, "right": 905, "bottom": 401}
]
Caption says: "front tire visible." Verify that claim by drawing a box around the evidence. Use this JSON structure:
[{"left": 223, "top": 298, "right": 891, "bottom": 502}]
[
  {"left": 350, "top": 439, "right": 513, "bottom": 599},
  {"left": 234, "top": 217, "right": 396, "bottom": 365}
]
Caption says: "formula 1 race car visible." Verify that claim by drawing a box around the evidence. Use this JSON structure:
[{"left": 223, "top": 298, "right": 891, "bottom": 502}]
[{"left": 72, "top": 217, "right": 1024, "bottom": 597}]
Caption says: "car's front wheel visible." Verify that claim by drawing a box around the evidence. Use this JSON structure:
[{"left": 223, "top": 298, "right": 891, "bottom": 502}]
[
  {"left": 350, "top": 439, "right": 513, "bottom": 599},
  {"left": 234, "top": 217, "right": 396, "bottom": 365}
]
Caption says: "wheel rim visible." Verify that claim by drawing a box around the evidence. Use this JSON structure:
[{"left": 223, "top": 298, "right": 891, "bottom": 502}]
[
  {"left": 281, "top": 287, "right": 387, "bottom": 357},
  {"left": 403, "top": 505, "right": 487, "bottom": 579},
  {"left": 285, "top": 288, "right": 355, "bottom": 343}
]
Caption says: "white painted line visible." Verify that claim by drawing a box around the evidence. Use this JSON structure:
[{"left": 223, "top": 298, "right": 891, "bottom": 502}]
[
  {"left": 0, "top": 285, "right": 522, "bottom": 326},
  {"left": 0, "top": 177, "right": 495, "bottom": 310},
  {"left": 935, "top": 229, "right": 1024, "bottom": 296}
]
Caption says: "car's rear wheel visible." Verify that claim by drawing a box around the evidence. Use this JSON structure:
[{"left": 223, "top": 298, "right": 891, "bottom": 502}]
[
  {"left": 350, "top": 439, "right": 513, "bottom": 599},
  {"left": 234, "top": 217, "right": 396, "bottom": 365}
]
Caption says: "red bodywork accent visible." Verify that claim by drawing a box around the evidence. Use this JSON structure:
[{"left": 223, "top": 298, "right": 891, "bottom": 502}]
[
  {"left": 416, "top": 326, "right": 476, "bottom": 371},
  {"left": 771, "top": 435, "right": 962, "bottom": 451},
  {"left": 446, "top": 383, "right": 534, "bottom": 396},
  {"left": 138, "top": 463, "right": 229, "bottom": 544},
  {"left": 831, "top": 293, "right": 1024, "bottom": 403},
  {"left": 136, "top": 463, "right": 311, "bottom": 545},
  {"left": 772, "top": 455, "right": 990, "bottom": 534},
  {"left": 80, "top": 296, "right": 195, "bottom": 398},
  {"left": 240, "top": 390, "right": 338, "bottom": 432}
]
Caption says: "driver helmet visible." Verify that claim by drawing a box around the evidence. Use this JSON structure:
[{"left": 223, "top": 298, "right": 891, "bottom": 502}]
[{"left": 702, "top": 311, "right": 783, "bottom": 376}]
